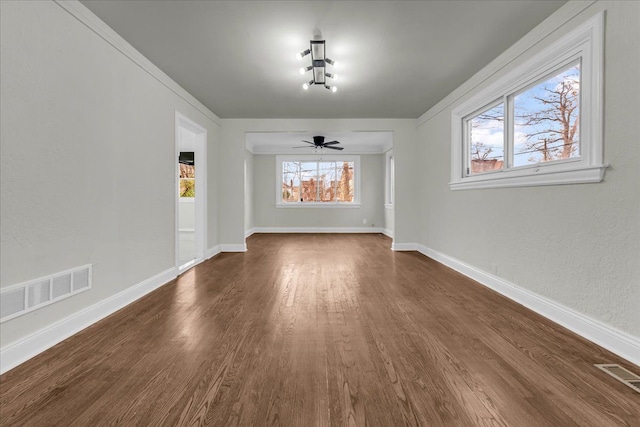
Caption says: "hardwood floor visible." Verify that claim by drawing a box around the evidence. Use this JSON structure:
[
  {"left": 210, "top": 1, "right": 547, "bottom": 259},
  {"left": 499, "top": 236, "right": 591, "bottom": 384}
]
[{"left": 1, "top": 234, "right": 638, "bottom": 426}]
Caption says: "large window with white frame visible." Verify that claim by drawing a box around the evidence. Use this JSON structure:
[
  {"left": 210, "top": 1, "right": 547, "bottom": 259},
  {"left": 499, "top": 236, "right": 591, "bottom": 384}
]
[
  {"left": 276, "top": 155, "right": 360, "bottom": 207},
  {"left": 450, "top": 12, "right": 605, "bottom": 190}
]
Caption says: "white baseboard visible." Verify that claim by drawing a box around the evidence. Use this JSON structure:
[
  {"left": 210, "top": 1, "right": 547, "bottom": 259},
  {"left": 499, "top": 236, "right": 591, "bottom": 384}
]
[
  {"left": 245, "top": 228, "right": 255, "bottom": 238},
  {"left": 382, "top": 228, "right": 394, "bottom": 238},
  {"left": 391, "top": 242, "right": 417, "bottom": 251},
  {"left": 416, "top": 244, "right": 640, "bottom": 367},
  {"left": 205, "top": 245, "right": 221, "bottom": 259},
  {"left": 252, "top": 227, "right": 384, "bottom": 234},
  {"left": 0, "top": 267, "right": 177, "bottom": 374},
  {"left": 220, "top": 244, "right": 247, "bottom": 252}
]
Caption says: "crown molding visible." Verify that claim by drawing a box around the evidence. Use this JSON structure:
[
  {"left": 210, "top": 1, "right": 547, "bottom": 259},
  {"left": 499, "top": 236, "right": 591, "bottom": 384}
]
[
  {"left": 54, "top": 0, "right": 221, "bottom": 126},
  {"left": 417, "top": 0, "right": 597, "bottom": 126}
]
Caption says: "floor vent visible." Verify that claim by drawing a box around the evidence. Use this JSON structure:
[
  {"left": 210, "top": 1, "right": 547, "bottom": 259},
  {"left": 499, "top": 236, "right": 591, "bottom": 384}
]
[
  {"left": 1, "top": 265, "right": 92, "bottom": 323},
  {"left": 595, "top": 364, "right": 640, "bottom": 393}
]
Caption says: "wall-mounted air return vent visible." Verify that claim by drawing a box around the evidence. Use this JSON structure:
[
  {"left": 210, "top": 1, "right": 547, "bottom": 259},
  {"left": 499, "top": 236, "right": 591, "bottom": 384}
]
[
  {"left": 595, "top": 364, "right": 640, "bottom": 393},
  {"left": 1, "top": 265, "right": 92, "bottom": 323}
]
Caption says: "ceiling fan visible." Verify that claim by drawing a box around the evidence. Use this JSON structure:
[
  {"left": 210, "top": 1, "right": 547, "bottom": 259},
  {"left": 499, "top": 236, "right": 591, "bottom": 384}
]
[{"left": 293, "top": 135, "right": 344, "bottom": 150}]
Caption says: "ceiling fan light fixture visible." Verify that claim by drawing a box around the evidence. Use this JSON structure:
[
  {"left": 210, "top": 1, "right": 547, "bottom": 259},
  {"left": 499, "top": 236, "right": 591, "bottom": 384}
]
[
  {"left": 303, "top": 79, "right": 314, "bottom": 90},
  {"left": 293, "top": 135, "right": 344, "bottom": 150}
]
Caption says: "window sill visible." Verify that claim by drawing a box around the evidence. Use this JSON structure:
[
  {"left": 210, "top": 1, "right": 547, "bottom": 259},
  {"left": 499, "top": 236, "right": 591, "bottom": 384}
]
[
  {"left": 450, "top": 164, "right": 607, "bottom": 190},
  {"left": 179, "top": 197, "right": 195, "bottom": 203},
  {"left": 276, "top": 203, "right": 361, "bottom": 208}
]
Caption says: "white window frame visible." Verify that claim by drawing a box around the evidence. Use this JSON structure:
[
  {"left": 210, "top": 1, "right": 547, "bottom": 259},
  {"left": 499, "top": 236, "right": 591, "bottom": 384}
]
[
  {"left": 276, "top": 154, "right": 361, "bottom": 208},
  {"left": 385, "top": 150, "right": 394, "bottom": 209},
  {"left": 450, "top": 12, "right": 605, "bottom": 190}
]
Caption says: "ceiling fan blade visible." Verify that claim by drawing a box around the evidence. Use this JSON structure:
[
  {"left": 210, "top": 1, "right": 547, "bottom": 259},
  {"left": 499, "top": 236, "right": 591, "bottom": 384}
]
[
  {"left": 324, "top": 145, "right": 344, "bottom": 150},
  {"left": 323, "top": 141, "right": 340, "bottom": 146},
  {"left": 301, "top": 140, "right": 316, "bottom": 145}
]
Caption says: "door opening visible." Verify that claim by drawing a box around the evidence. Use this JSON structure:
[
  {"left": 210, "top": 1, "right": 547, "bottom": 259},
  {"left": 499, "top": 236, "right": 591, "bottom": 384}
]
[{"left": 176, "top": 112, "right": 207, "bottom": 273}]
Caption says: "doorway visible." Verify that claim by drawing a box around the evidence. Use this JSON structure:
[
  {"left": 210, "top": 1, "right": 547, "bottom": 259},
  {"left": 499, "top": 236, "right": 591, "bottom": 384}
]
[{"left": 175, "top": 112, "right": 207, "bottom": 273}]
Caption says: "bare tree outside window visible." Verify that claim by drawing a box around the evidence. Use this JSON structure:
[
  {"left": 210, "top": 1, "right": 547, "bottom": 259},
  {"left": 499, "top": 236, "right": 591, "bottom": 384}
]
[
  {"left": 514, "top": 62, "right": 580, "bottom": 166},
  {"left": 469, "top": 103, "right": 504, "bottom": 174},
  {"left": 281, "top": 161, "right": 354, "bottom": 203},
  {"left": 467, "top": 62, "right": 581, "bottom": 174}
]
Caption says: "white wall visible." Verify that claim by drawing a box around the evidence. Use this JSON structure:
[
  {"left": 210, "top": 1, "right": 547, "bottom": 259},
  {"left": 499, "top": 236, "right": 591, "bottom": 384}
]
[
  {"left": 220, "top": 119, "right": 416, "bottom": 246},
  {"left": 252, "top": 154, "right": 384, "bottom": 229},
  {"left": 0, "top": 1, "right": 220, "bottom": 348},
  {"left": 415, "top": 1, "right": 639, "bottom": 338}
]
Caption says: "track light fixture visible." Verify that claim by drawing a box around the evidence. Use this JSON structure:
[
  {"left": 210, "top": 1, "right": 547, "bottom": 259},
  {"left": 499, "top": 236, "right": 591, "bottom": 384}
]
[{"left": 297, "top": 39, "right": 338, "bottom": 92}]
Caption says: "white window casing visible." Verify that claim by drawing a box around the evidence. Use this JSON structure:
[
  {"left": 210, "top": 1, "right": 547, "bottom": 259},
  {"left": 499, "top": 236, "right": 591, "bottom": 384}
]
[{"left": 450, "top": 12, "right": 605, "bottom": 190}]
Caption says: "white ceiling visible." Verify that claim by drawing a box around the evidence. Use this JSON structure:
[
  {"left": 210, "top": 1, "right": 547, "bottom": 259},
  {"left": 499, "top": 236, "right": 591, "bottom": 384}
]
[
  {"left": 246, "top": 131, "right": 393, "bottom": 154},
  {"left": 80, "top": 0, "right": 566, "bottom": 119}
]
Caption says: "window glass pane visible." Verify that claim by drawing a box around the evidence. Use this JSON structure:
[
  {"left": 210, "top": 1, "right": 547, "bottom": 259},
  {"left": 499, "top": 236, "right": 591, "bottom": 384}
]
[
  {"left": 513, "top": 62, "right": 580, "bottom": 166},
  {"left": 282, "top": 161, "right": 300, "bottom": 202},
  {"left": 280, "top": 159, "right": 356, "bottom": 204},
  {"left": 299, "top": 161, "right": 318, "bottom": 202},
  {"left": 179, "top": 152, "right": 195, "bottom": 197},
  {"left": 335, "top": 161, "right": 354, "bottom": 202},
  {"left": 179, "top": 179, "right": 195, "bottom": 197},
  {"left": 318, "top": 162, "right": 337, "bottom": 202},
  {"left": 468, "top": 103, "right": 504, "bottom": 175}
]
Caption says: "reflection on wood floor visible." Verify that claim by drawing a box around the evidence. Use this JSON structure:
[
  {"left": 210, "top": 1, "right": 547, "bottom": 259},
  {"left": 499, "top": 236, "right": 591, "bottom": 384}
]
[{"left": 1, "top": 234, "right": 638, "bottom": 426}]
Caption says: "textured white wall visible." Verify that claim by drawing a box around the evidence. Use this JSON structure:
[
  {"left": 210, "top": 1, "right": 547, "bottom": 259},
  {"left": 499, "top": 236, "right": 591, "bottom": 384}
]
[
  {"left": 252, "top": 154, "right": 384, "bottom": 229},
  {"left": 220, "top": 119, "right": 417, "bottom": 246},
  {"left": 416, "top": 1, "right": 640, "bottom": 337},
  {"left": 0, "top": 1, "right": 220, "bottom": 347}
]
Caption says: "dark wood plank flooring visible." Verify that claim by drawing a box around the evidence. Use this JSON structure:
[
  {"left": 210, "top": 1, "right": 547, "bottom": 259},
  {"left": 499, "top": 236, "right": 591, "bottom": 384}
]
[{"left": 1, "top": 234, "right": 638, "bottom": 426}]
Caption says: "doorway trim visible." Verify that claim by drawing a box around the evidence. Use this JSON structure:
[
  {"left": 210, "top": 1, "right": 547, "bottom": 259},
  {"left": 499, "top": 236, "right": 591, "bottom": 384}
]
[{"left": 175, "top": 111, "right": 208, "bottom": 273}]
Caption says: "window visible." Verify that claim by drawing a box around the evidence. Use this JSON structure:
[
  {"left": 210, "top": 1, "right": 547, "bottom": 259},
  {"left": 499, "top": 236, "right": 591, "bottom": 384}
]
[
  {"left": 451, "top": 12, "right": 604, "bottom": 190},
  {"left": 179, "top": 151, "right": 195, "bottom": 198},
  {"left": 276, "top": 155, "right": 360, "bottom": 207},
  {"left": 385, "top": 150, "right": 394, "bottom": 208}
]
